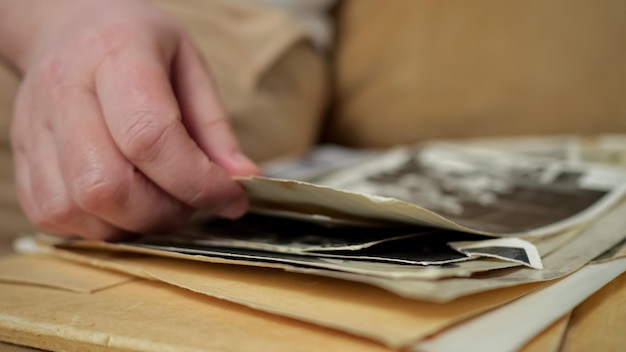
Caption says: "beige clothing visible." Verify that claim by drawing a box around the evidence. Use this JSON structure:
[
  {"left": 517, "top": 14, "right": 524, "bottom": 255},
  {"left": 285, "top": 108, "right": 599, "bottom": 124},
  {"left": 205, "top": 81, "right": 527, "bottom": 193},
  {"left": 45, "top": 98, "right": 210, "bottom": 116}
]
[
  {"left": 247, "top": 0, "right": 337, "bottom": 50},
  {"left": 155, "top": 0, "right": 328, "bottom": 162}
]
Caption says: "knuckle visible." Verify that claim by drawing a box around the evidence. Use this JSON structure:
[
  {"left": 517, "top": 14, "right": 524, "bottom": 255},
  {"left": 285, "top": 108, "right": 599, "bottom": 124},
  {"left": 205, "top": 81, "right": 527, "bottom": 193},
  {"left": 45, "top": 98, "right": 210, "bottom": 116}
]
[
  {"left": 121, "top": 112, "right": 177, "bottom": 164},
  {"left": 93, "top": 23, "right": 137, "bottom": 58},
  {"left": 36, "top": 196, "right": 78, "bottom": 229},
  {"left": 71, "top": 169, "right": 129, "bottom": 213},
  {"left": 39, "top": 55, "right": 71, "bottom": 91},
  {"left": 186, "top": 166, "right": 233, "bottom": 207}
]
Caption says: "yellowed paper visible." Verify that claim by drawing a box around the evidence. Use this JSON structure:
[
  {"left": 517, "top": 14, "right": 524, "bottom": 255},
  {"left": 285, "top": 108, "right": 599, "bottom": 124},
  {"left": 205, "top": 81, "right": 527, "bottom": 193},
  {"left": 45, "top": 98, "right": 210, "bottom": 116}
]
[
  {"left": 560, "top": 272, "right": 626, "bottom": 352},
  {"left": 45, "top": 197, "right": 624, "bottom": 302},
  {"left": 43, "top": 248, "right": 545, "bottom": 347},
  {"left": 519, "top": 313, "right": 571, "bottom": 352},
  {"left": 0, "top": 254, "right": 132, "bottom": 293},
  {"left": 0, "top": 278, "right": 393, "bottom": 352},
  {"left": 413, "top": 258, "right": 626, "bottom": 352}
]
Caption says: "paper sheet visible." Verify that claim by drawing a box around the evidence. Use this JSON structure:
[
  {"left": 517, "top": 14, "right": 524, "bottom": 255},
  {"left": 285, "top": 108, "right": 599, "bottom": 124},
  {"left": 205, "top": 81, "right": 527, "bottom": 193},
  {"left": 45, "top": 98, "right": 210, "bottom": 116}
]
[
  {"left": 413, "top": 258, "right": 626, "bottom": 352},
  {"left": 38, "top": 246, "right": 545, "bottom": 348},
  {"left": 0, "top": 254, "right": 132, "bottom": 293}
]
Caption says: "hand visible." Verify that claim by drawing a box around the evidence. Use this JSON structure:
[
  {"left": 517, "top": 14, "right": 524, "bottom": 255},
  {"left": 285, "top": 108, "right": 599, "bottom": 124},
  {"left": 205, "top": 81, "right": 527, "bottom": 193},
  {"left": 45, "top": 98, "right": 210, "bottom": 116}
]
[{"left": 8, "top": 0, "right": 260, "bottom": 240}]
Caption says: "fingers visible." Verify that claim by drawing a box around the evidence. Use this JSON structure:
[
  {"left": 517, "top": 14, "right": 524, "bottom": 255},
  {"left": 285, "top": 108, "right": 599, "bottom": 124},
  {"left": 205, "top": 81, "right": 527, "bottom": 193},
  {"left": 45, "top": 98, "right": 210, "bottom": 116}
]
[
  {"left": 12, "top": 147, "right": 67, "bottom": 236},
  {"left": 95, "top": 43, "right": 249, "bottom": 218},
  {"left": 10, "top": 2, "right": 257, "bottom": 239},
  {"left": 173, "top": 37, "right": 261, "bottom": 177},
  {"left": 11, "top": 101, "right": 123, "bottom": 240},
  {"left": 12, "top": 73, "right": 192, "bottom": 239},
  {"left": 54, "top": 86, "right": 193, "bottom": 233}
]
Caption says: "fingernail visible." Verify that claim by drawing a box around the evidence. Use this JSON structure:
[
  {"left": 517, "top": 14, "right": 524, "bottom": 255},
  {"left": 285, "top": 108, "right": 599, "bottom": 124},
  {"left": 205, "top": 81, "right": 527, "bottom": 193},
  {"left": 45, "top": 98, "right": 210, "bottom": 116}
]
[{"left": 230, "top": 151, "right": 262, "bottom": 176}]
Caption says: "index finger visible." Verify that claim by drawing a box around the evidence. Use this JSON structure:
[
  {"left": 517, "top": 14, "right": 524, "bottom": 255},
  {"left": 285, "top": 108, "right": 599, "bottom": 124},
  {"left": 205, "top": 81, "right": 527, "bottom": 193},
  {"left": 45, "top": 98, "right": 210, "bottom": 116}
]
[
  {"left": 172, "top": 37, "right": 261, "bottom": 177},
  {"left": 95, "top": 44, "right": 248, "bottom": 218}
]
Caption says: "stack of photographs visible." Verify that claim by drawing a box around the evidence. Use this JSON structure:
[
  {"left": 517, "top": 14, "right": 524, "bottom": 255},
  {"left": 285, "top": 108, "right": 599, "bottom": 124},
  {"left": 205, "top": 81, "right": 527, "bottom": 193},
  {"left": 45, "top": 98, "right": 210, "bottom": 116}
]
[
  {"left": 24, "top": 135, "right": 624, "bottom": 352},
  {"left": 59, "top": 135, "right": 626, "bottom": 301}
]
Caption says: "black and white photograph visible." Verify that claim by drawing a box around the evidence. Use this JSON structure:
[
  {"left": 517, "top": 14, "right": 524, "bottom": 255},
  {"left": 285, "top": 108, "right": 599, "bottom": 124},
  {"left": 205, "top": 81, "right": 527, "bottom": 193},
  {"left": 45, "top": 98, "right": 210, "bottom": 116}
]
[{"left": 316, "top": 144, "right": 626, "bottom": 234}]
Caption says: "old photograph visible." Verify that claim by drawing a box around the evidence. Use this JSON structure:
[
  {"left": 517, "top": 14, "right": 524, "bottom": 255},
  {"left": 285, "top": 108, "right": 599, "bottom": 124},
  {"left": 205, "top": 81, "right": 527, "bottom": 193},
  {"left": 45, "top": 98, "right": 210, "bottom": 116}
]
[{"left": 317, "top": 144, "right": 626, "bottom": 234}]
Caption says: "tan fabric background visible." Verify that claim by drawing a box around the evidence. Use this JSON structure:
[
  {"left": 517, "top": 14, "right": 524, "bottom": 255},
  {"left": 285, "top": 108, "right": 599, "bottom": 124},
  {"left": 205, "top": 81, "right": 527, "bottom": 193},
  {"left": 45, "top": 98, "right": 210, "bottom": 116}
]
[
  {"left": 328, "top": 0, "right": 626, "bottom": 147},
  {"left": 0, "top": 0, "right": 328, "bottom": 254},
  {"left": 0, "top": 60, "right": 34, "bottom": 256},
  {"left": 155, "top": 0, "right": 328, "bottom": 162}
]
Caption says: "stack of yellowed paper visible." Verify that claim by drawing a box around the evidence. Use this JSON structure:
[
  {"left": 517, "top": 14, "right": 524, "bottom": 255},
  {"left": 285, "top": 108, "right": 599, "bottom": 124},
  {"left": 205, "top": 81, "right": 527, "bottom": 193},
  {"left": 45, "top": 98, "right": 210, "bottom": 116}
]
[{"left": 1, "top": 135, "right": 625, "bottom": 351}]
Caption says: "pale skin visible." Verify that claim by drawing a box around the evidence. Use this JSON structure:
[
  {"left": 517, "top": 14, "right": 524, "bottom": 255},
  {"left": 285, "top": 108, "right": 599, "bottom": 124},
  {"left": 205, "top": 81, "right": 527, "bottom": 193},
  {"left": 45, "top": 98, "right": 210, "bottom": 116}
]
[{"left": 0, "top": 0, "right": 261, "bottom": 240}]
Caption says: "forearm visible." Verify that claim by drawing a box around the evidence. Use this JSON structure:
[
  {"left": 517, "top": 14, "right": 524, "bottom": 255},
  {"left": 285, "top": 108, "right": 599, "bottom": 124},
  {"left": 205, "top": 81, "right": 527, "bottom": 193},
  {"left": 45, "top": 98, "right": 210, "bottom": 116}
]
[{"left": 0, "top": 0, "right": 81, "bottom": 71}]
